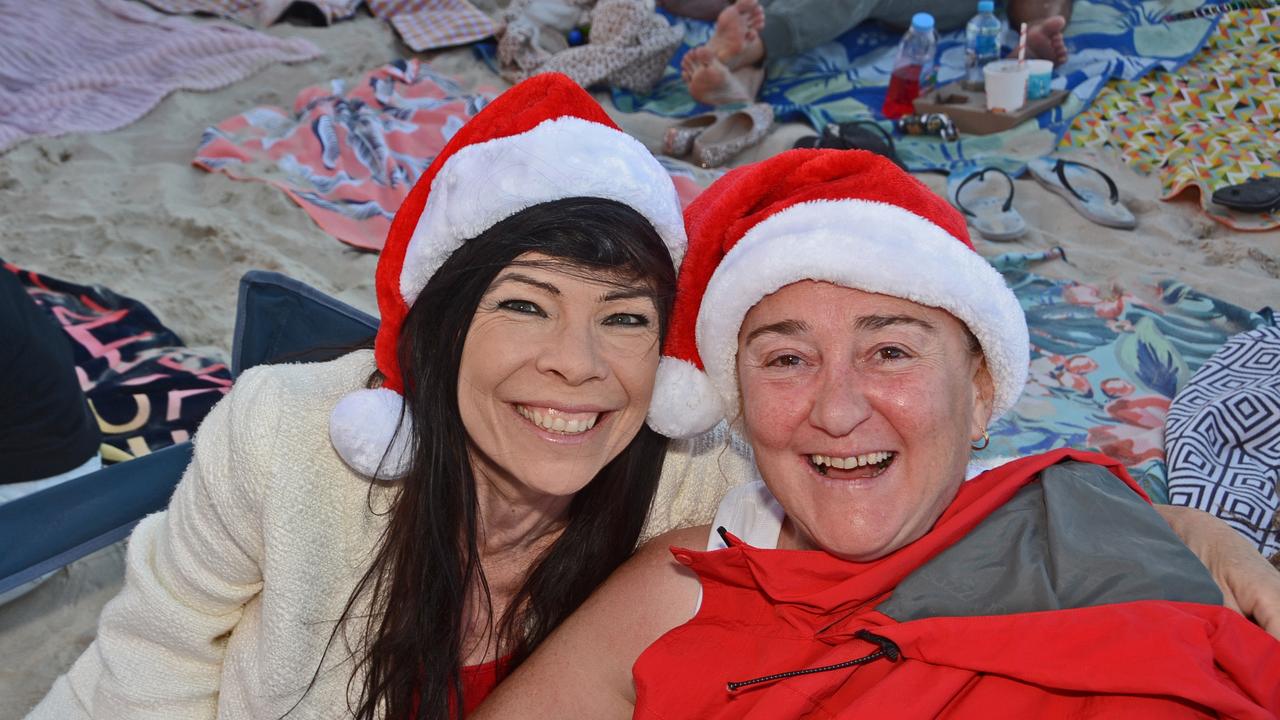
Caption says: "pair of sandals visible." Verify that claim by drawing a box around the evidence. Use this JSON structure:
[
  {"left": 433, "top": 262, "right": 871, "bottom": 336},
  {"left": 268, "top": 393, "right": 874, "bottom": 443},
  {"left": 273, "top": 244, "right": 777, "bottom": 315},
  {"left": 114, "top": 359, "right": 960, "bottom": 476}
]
[
  {"left": 792, "top": 121, "right": 905, "bottom": 169},
  {"left": 662, "top": 103, "right": 775, "bottom": 168},
  {"left": 949, "top": 158, "right": 1136, "bottom": 242}
]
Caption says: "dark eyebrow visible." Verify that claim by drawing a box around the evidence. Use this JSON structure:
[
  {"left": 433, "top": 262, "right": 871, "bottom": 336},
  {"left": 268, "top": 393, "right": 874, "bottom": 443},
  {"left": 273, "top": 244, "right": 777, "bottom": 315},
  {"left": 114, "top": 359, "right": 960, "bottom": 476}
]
[
  {"left": 744, "top": 319, "right": 810, "bottom": 344},
  {"left": 491, "top": 272, "right": 560, "bottom": 295},
  {"left": 853, "top": 314, "right": 936, "bottom": 333},
  {"left": 600, "top": 286, "right": 656, "bottom": 303}
]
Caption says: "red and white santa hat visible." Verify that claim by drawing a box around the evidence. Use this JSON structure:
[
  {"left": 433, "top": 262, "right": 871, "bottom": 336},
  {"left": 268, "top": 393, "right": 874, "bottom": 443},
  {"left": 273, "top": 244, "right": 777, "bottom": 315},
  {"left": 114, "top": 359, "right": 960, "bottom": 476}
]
[
  {"left": 330, "top": 73, "right": 687, "bottom": 478},
  {"left": 646, "top": 149, "right": 1028, "bottom": 439}
]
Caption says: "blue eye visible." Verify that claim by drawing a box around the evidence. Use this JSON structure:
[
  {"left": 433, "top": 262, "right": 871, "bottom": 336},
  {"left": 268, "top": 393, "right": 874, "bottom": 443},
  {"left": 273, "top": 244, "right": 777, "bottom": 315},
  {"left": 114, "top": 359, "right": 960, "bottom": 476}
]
[
  {"left": 604, "top": 313, "right": 651, "bottom": 327},
  {"left": 498, "top": 299, "right": 544, "bottom": 316}
]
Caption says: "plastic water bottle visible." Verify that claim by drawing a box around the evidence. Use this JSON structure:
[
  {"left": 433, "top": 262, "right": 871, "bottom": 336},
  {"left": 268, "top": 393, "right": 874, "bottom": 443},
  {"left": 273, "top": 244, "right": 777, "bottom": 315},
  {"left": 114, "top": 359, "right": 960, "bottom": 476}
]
[
  {"left": 882, "top": 13, "right": 938, "bottom": 119},
  {"left": 963, "top": 1, "right": 1003, "bottom": 90}
]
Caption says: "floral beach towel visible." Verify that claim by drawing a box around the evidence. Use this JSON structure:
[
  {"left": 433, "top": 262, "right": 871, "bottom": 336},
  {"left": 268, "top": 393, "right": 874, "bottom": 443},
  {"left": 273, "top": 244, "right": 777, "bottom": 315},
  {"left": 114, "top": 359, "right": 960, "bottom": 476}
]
[{"left": 991, "top": 250, "right": 1272, "bottom": 502}]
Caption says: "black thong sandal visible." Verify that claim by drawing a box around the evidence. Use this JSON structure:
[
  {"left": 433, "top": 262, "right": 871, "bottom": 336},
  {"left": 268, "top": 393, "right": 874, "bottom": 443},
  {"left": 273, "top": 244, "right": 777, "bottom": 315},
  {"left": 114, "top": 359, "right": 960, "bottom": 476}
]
[
  {"left": 1212, "top": 177, "right": 1280, "bottom": 213},
  {"left": 793, "top": 120, "right": 905, "bottom": 169}
]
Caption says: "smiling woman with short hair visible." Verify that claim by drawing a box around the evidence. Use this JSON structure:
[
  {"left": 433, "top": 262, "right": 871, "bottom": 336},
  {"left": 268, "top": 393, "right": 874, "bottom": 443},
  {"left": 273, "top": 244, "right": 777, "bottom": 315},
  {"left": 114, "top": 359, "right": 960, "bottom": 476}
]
[{"left": 472, "top": 149, "right": 1280, "bottom": 720}]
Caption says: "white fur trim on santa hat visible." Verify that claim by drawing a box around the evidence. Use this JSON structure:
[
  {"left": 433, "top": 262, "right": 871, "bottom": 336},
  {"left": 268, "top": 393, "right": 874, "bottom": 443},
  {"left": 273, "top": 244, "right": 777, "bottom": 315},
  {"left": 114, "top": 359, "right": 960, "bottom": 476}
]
[
  {"left": 646, "top": 356, "right": 725, "bottom": 438},
  {"left": 399, "top": 116, "right": 687, "bottom": 305},
  {"left": 695, "top": 199, "right": 1029, "bottom": 427},
  {"left": 329, "top": 387, "right": 415, "bottom": 479}
]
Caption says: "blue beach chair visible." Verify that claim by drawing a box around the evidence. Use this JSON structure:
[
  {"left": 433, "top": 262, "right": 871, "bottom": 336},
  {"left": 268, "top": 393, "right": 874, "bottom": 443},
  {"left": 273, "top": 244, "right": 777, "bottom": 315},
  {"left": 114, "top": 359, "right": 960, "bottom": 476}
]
[{"left": 0, "top": 271, "right": 377, "bottom": 597}]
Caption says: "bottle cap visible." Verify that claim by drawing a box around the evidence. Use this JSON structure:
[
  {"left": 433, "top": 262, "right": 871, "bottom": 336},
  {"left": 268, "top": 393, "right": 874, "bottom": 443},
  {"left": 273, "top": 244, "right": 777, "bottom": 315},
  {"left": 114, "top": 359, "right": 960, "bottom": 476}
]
[
  {"left": 978, "top": 1, "right": 994, "bottom": 12},
  {"left": 911, "top": 12, "right": 935, "bottom": 31}
]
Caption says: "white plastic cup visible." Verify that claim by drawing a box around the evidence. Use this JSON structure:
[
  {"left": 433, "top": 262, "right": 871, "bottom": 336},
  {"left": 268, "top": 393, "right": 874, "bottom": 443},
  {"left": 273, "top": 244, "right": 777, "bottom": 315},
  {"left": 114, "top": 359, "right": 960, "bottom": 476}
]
[
  {"left": 1025, "top": 59, "right": 1054, "bottom": 100},
  {"left": 984, "top": 60, "right": 1030, "bottom": 112}
]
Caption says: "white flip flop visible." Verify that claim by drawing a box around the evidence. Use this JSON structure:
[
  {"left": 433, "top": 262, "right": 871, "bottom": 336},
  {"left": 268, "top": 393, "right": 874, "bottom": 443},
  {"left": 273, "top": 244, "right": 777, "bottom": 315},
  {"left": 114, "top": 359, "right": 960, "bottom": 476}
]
[
  {"left": 948, "top": 166, "right": 1028, "bottom": 242},
  {"left": 1028, "top": 157, "right": 1137, "bottom": 230}
]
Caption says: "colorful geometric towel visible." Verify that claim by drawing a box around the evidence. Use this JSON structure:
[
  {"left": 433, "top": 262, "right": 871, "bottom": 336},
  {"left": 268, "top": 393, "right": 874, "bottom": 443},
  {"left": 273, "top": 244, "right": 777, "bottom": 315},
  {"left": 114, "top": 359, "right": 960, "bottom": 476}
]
[
  {"left": 0, "top": 0, "right": 321, "bottom": 154},
  {"left": 2, "top": 262, "right": 232, "bottom": 462},
  {"left": 991, "top": 249, "right": 1272, "bottom": 503},
  {"left": 595, "top": 0, "right": 1222, "bottom": 173},
  {"left": 196, "top": 60, "right": 710, "bottom": 251},
  {"left": 1062, "top": 8, "right": 1280, "bottom": 230}
]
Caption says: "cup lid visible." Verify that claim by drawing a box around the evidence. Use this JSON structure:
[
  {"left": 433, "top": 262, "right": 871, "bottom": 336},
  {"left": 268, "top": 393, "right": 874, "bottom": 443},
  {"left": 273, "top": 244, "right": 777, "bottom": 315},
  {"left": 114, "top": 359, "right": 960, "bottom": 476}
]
[{"left": 911, "top": 12, "right": 935, "bottom": 31}]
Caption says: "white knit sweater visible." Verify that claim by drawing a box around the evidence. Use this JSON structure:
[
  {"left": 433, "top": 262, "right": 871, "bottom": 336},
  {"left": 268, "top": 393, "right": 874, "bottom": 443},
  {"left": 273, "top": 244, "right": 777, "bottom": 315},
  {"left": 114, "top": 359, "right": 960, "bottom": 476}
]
[{"left": 27, "top": 350, "right": 752, "bottom": 719}]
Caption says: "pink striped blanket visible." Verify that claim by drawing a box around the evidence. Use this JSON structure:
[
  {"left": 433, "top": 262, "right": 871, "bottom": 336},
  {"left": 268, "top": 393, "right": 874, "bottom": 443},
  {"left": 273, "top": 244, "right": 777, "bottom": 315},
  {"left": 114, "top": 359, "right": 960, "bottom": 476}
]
[{"left": 0, "top": 0, "right": 320, "bottom": 154}]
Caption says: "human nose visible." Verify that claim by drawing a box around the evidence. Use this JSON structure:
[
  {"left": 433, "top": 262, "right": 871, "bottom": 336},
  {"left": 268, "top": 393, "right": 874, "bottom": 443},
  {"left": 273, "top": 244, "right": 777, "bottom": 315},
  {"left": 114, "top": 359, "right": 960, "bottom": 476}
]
[
  {"left": 807, "top": 362, "right": 871, "bottom": 437},
  {"left": 534, "top": 319, "right": 609, "bottom": 386}
]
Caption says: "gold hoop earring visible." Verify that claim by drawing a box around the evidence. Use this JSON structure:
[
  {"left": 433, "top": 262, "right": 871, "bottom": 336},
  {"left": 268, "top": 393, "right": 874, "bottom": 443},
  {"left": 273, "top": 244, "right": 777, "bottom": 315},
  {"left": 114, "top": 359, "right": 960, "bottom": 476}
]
[{"left": 971, "top": 430, "right": 990, "bottom": 451}]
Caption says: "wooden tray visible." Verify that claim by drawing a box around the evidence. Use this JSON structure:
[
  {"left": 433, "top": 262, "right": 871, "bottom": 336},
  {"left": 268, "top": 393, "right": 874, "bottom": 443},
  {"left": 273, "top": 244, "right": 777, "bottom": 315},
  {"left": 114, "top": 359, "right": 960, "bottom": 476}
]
[{"left": 913, "top": 80, "right": 1068, "bottom": 136}]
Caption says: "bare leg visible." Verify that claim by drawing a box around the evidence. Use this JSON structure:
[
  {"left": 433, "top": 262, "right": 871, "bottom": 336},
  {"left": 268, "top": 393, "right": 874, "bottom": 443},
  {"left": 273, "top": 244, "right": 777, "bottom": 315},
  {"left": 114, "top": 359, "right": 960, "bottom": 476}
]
[{"left": 1009, "top": 0, "right": 1072, "bottom": 65}]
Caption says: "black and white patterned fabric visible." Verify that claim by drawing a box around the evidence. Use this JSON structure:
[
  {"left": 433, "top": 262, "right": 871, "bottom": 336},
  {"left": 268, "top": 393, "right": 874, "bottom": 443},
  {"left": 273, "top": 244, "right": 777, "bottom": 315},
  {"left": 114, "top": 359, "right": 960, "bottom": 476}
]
[{"left": 1166, "top": 325, "right": 1280, "bottom": 559}]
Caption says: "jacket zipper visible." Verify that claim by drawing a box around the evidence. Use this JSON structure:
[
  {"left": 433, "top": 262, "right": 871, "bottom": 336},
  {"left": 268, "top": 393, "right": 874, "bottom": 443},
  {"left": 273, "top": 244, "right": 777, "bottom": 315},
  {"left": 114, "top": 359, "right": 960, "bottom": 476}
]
[{"left": 726, "top": 630, "right": 901, "bottom": 692}]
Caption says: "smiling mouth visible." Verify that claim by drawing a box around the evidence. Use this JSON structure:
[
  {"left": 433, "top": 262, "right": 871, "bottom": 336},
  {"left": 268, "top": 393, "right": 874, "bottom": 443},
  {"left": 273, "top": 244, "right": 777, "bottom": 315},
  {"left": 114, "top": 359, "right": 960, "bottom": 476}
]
[
  {"left": 515, "top": 404, "right": 602, "bottom": 435},
  {"left": 808, "top": 451, "right": 896, "bottom": 479}
]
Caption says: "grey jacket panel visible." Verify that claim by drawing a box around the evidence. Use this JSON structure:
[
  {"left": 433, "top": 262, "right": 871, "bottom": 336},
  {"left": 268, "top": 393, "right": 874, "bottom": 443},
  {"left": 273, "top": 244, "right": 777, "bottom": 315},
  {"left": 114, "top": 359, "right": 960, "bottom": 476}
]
[{"left": 880, "top": 461, "right": 1222, "bottom": 622}]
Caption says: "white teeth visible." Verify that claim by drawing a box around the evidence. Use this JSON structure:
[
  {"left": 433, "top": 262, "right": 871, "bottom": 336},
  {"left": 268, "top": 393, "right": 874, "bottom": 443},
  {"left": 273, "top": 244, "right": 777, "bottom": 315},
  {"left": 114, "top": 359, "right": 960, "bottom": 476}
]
[
  {"left": 809, "top": 451, "right": 893, "bottom": 469},
  {"left": 516, "top": 405, "right": 599, "bottom": 435}
]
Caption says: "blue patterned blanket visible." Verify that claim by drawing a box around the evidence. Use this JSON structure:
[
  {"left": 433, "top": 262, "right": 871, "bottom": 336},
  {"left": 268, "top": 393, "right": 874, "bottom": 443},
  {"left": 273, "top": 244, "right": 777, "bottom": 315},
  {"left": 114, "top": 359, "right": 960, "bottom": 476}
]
[{"left": 596, "top": 0, "right": 1223, "bottom": 173}]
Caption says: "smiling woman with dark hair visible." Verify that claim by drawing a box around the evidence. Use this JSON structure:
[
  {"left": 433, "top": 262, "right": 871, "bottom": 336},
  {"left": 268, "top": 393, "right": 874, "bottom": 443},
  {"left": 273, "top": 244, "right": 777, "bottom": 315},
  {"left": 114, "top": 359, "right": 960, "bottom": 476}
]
[{"left": 25, "top": 74, "right": 695, "bottom": 720}]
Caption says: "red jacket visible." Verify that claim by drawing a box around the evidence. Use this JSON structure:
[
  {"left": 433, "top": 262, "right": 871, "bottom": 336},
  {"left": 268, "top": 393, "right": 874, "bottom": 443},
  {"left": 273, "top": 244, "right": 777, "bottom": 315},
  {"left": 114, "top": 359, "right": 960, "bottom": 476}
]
[{"left": 633, "top": 450, "right": 1280, "bottom": 719}]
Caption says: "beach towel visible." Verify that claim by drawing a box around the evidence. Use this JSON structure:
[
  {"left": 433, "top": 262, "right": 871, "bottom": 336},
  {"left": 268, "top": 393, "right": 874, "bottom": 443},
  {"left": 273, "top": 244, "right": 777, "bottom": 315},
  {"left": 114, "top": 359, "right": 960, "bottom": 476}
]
[
  {"left": 1165, "top": 325, "right": 1280, "bottom": 559},
  {"left": 195, "top": 60, "right": 712, "bottom": 251},
  {"left": 2, "top": 262, "right": 232, "bottom": 462},
  {"left": 1062, "top": 7, "right": 1279, "bottom": 230},
  {"left": 0, "top": 0, "right": 321, "bottom": 154},
  {"left": 140, "top": 0, "right": 361, "bottom": 25},
  {"left": 579, "top": 0, "right": 1223, "bottom": 173},
  {"left": 991, "top": 249, "right": 1272, "bottom": 503}
]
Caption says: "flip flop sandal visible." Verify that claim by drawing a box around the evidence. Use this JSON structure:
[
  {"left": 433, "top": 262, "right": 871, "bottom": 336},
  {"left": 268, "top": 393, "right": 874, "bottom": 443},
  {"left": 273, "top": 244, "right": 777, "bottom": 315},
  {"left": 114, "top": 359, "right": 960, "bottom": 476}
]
[
  {"left": 1211, "top": 177, "right": 1280, "bottom": 213},
  {"left": 792, "top": 121, "right": 905, "bottom": 169},
  {"left": 1028, "top": 157, "right": 1137, "bottom": 229},
  {"left": 948, "top": 166, "right": 1028, "bottom": 242}
]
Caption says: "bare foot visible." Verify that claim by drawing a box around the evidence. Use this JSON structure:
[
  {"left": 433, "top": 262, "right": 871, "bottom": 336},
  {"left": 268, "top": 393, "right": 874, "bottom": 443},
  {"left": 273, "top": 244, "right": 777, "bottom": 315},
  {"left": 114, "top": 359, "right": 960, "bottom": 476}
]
[
  {"left": 657, "top": 0, "right": 731, "bottom": 21},
  {"left": 707, "top": 0, "right": 766, "bottom": 70},
  {"left": 1023, "top": 15, "right": 1069, "bottom": 65},
  {"left": 684, "top": 46, "right": 757, "bottom": 105}
]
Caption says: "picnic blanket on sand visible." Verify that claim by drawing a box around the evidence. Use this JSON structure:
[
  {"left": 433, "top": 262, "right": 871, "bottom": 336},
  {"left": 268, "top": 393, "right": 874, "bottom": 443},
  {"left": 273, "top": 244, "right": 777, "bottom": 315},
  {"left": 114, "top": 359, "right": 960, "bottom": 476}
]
[
  {"left": 196, "top": 60, "right": 713, "bottom": 251},
  {"left": 0, "top": 0, "right": 320, "bottom": 154},
  {"left": 592, "top": 0, "right": 1223, "bottom": 173},
  {"left": 1062, "top": 7, "right": 1280, "bottom": 231},
  {"left": 2, "top": 262, "right": 232, "bottom": 462},
  {"left": 991, "top": 249, "right": 1272, "bottom": 503}
]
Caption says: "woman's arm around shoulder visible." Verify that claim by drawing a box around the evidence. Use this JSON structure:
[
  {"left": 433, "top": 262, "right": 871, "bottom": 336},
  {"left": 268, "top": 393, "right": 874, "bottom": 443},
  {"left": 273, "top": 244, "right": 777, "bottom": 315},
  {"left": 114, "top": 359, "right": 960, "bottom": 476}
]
[
  {"left": 27, "top": 365, "right": 286, "bottom": 719},
  {"left": 1156, "top": 504, "right": 1280, "bottom": 639},
  {"left": 473, "top": 525, "right": 710, "bottom": 719}
]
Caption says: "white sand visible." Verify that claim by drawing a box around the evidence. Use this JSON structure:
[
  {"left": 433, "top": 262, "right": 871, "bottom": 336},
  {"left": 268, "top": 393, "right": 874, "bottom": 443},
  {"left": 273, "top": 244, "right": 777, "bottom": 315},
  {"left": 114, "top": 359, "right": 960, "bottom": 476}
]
[{"left": 0, "top": 10, "right": 1277, "bottom": 717}]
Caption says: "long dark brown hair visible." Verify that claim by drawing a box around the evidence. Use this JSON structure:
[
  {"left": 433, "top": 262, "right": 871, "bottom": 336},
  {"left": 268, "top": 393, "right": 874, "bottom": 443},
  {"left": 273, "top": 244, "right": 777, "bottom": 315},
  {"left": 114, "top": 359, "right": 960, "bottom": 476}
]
[{"left": 335, "top": 197, "right": 676, "bottom": 719}]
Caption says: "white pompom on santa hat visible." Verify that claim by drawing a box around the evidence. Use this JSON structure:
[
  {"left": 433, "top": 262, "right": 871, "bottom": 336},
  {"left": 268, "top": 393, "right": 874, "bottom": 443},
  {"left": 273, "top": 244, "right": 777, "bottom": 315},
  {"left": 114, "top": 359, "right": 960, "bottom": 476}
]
[
  {"left": 329, "top": 73, "right": 687, "bottom": 478},
  {"left": 646, "top": 149, "right": 1029, "bottom": 439}
]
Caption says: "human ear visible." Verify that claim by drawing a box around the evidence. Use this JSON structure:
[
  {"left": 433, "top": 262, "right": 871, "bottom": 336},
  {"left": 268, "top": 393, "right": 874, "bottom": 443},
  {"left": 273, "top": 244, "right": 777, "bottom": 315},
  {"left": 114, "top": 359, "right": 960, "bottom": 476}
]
[{"left": 969, "top": 357, "right": 996, "bottom": 441}]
